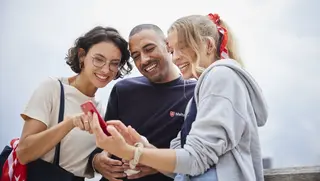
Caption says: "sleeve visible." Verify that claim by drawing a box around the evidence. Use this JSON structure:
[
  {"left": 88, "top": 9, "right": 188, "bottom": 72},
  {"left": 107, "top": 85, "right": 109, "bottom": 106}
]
[
  {"left": 20, "top": 78, "right": 59, "bottom": 126},
  {"left": 170, "top": 131, "right": 182, "bottom": 149},
  {"left": 174, "top": 67, "right": 247, "bottom": 176},
  {"left": 104, "top": 85, "right": 120, "bottom": 120}
]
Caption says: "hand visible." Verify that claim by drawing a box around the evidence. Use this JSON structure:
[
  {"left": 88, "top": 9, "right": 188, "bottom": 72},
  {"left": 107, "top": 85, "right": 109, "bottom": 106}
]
[
  {"left": 122, "top": 161, "right": 158, "bottom": 179},
  {"left": 72, "top": 112, "right": 93, "bottom": 133},
  {"left": 107, "top": 120, "right": 149, "bottom": 147},
  {"left": 93, "top": 151, "right": 126, "bottom": 181},
  {"left": 90, "top": 113, "right": 134, "bottom": 160}
]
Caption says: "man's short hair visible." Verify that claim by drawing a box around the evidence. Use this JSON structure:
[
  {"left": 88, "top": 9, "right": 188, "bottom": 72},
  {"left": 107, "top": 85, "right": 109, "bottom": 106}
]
[{"left": 129, "top": 24, "right": 165, "bottom": 38}]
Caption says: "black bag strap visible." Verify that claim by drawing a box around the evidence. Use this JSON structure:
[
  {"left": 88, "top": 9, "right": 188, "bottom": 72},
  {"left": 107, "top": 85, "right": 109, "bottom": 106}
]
[{"left": 53, "top": 79, "right": 65, "bottom": 165}]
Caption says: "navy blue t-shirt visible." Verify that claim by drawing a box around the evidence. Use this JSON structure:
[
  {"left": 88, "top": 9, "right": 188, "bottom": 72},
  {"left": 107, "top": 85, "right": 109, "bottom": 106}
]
[{"left": 102, "top": 76, "right": 196, "bottom": 181}]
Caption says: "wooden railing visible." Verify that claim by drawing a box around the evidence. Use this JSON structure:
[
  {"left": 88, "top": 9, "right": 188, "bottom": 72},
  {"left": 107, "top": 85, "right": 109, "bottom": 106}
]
[{"left": 264, "top": 166, "right": 320, "bottom": 181}]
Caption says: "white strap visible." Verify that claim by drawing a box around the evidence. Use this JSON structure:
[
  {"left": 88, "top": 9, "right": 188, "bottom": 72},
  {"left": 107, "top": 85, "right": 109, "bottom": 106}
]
[{"left": 129, "top": 142, "right": 144, "bottom": 169}]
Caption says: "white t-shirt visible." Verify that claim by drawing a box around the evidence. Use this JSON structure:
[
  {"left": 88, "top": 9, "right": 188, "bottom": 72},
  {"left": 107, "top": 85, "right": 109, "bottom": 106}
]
[{"left": 21, "top": 77, "right": 104, "bottom": 178}]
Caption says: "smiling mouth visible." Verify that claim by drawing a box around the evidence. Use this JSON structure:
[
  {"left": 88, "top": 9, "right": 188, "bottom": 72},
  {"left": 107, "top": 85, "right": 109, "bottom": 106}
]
[
  {"left": 94, "top": 73, "right": 109, "bottom": 82},
  {"left": 144, "top": 62, "right": 158, "bottom": 73},
  {"left": 178, "top": 63, "right": 189, "bottom": 72}
]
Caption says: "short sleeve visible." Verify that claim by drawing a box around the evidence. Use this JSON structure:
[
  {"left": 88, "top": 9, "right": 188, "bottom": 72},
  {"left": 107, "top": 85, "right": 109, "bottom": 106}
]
[{"left": 20, "top": 78, "right": 59, "bottom": 126}]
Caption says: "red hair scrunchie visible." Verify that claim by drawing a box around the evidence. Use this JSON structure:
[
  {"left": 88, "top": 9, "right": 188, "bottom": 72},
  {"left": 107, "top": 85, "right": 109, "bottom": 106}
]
[{"left": 208, "top": 13, "right": 229, "bottom": 59}]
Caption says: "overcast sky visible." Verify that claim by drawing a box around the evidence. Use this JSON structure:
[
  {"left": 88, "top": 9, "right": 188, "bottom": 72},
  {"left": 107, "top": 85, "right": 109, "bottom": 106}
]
[{"left": 1, "top": 0, "right": 319, "bottom": 180}]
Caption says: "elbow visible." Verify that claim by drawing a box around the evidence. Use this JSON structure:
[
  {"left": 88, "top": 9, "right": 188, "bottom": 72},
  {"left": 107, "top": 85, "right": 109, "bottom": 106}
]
[
  {"left": 175, "top": 149, "right": 210, "bottom": 176},
  {"left": 16, "top": 144, "right": 31, "bottom": 165},
  {"left": 188, "top": 159, "right": 209, "bottom": 176}
]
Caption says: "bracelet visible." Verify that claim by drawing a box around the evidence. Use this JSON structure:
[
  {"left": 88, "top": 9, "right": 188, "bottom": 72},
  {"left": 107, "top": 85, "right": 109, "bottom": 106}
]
[{"left": 129, "top": 142, "right": 144, "bottom": 169}]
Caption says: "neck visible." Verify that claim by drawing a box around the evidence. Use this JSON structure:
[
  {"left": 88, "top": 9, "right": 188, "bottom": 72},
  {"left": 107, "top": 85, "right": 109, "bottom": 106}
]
[
  {"left": 205, "top": 54, "right": 216, "bottom": 67},
  {"left": 164, "top": 63, "right": 181, "bottom": 82},
  {"left": 69, "top": 74, "right": 97, "bottom": 97},
  {"left": 194, "top": 54, "right": 216, "bottom": 80}
]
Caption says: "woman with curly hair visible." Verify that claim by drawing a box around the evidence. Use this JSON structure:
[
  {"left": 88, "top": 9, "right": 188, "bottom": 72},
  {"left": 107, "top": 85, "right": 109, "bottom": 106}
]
[{"left": 15, "top": 26, "right": 132, "bottom": 180}]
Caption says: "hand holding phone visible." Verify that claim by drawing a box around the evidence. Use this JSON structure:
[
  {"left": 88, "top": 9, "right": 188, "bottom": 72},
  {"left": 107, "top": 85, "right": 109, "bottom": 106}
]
[{"left": 80, "top": 101, "right": 111, "bottom": 136}]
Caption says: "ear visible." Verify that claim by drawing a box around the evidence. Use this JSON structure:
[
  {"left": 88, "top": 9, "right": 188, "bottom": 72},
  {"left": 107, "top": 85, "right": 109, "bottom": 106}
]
[
  {"left": 78, "top": 48, "right": 86, "bottom": 63},
  {"left": 206, "top": 38, "right": 215, "bottom": 55},
  {"left": 165, "top": 39, "right": 172, "bottom": 54},
  {"left": 165, "top": 39, "right": 170, "bottom": 53}
]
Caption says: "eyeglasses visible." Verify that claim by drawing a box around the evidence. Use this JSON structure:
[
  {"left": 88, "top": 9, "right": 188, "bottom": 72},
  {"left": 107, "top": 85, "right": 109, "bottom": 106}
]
[{"left": 91, "top": 56, "right": 120, "bottom": 72}]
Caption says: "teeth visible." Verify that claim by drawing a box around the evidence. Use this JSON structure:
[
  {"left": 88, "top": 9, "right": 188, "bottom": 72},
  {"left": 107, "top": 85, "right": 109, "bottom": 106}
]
[
  {"left": 95, "top": 74, "right": 108, "bottom": 80},
  {"left": 178, "top": 63, "right": 189, "bottom": 70},
  {"left": 145, "top": 63, "right": 157, "bottom": 72}
]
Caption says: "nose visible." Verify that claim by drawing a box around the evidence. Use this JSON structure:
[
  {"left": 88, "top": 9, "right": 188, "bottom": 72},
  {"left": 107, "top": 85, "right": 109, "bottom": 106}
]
[
  {"left": 100, "top": 63, "right": 111, "bottom": 74},
  {"left": 141, "top": 53, "right": 151, "bottom": 65}
]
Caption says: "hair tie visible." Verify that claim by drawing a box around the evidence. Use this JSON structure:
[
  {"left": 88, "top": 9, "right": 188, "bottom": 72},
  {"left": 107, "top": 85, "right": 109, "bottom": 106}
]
[{"left": 208, "top": 13, "right": 229, "bottom": 59}]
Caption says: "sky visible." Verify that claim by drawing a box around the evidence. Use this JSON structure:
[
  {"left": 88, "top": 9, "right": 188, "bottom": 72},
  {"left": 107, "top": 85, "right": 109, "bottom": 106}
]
[{"left": 0, "top": 0, "right": 319, "bottom": 180}]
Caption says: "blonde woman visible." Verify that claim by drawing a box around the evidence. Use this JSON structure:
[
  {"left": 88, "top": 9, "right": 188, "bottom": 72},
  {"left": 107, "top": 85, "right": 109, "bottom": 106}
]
[{"left": 82, "top": 14, "right": 268, "bottom": 181}]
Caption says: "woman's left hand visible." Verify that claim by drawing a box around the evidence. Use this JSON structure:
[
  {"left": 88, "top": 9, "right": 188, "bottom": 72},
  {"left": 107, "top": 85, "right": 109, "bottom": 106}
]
[{"left": 90, "top": 113, "right": 134, "bottom": 160}]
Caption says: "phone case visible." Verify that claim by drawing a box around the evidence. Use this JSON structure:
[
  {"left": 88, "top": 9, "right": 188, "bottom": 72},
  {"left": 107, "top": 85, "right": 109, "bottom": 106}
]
[{"left": 80, "top": 101, "right": 110, "bottom": 136}]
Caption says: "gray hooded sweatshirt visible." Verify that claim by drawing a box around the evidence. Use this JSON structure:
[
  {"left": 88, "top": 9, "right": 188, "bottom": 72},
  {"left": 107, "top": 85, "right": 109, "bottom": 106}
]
[{"left": 170, "top": 59, "right": 268, "bottom": 181}]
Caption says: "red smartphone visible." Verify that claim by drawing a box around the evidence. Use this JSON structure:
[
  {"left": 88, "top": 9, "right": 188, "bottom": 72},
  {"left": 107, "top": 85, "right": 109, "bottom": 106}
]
[{"left": 80, "top": 101, "right": 110, "bottom": 136}]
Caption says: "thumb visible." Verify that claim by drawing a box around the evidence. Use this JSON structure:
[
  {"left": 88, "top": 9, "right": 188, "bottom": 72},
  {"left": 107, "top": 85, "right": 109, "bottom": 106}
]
[
  {"left": 91, "top": 112, "right": 106, "bottom": 140},
  {"left": 128, "top": 126, "right": 142, "bottom": 142}
]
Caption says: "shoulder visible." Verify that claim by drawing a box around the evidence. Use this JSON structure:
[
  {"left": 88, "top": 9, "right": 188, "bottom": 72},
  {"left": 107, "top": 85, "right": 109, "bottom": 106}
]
[
  {"left": 203, "top": 65, "right": 241, "bottom": 85},
  {"left": 34, "top": 77, "right": 61, "bottom": 94},
  {"left": 198, "top": 66, "right": 245, "bottom": 98},
  {"left": 114, "top": 76, "right": 150, "bottom": 90},
  {"left": 116, "top": 76, "right": 148, "bottom": 86}
]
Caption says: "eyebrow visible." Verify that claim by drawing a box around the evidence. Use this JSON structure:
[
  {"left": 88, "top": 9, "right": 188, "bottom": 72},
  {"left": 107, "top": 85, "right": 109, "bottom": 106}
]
[
  {"left": 142, "top": 43, "right": 154, "bottom": 49},
  {"left": 94, "top": 53, "right": 106, "bottom": 59},
  {"left": 94, "top": 53, "right": 120, "bottom": 61}
]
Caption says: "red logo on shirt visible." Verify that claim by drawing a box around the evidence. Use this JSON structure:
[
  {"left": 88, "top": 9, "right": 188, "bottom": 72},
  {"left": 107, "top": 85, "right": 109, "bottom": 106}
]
[{"left": 170, "top": 111, "right": 175, "bottom": 117}]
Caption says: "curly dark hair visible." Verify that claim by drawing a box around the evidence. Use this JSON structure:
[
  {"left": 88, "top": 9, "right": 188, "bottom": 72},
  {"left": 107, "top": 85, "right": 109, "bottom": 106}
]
[{"left": 66, "top": 26, "right": 132, "bottom": 79}]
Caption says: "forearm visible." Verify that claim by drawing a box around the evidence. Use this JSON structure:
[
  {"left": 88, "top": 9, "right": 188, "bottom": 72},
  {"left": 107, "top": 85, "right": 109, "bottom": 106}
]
[
  {"left": 88, "top": 147, "right": 103, "bottom": 173},
  {"left": 17, "top": 119, "right": 74, "bottom": 164},
  {"left": 138, "top": 148, "right": 177, "bottom": 173}
]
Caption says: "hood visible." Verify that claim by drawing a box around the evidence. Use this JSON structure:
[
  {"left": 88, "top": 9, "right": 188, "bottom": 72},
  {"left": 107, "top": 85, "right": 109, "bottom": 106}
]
[{"left": 209, "top": 59, "right": 268, "bottom": 127}]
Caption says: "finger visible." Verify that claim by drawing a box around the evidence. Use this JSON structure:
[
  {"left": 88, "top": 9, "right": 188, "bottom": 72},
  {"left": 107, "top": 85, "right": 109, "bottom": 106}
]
[
  {"left": 107, "top": 121, "right": 129, "bottom": 134},
  {"left": 86, "top": 111, "right": 93, "bottom": 132},
  {"left": 81, "top": 114, "right": 90, "bottom": 131},
  {"left": 91, "top": 112, "right": 108, "bottom": 143},
  {"left": 107, "top": 120, "right": 126, "bottom": 128},
  {"left": 122, "top": 164, "right": 130, "bottom": 170},
  {"left": 110, "top": 172, "right": 127, "bottom": 179},
  {"left": 105, "top": 157, "right": 123, "bottom": 166},
  {"left": 75, "top": 116, "right": 85, "bottom": 130},
  {"left": 87, "top": 111, "right": 93, "bottom": 118},
  {"left": 105, "top": 164, "right": 126, "bottom": 172},
  {"left": 122, "top": 158, "right": 129, "bottom": 163},
  {"left": 107, "top": 125, "right": 124, "bottom": 141},
  {"left": 128, "top": 126, "right": 142, "bottom": 142}
]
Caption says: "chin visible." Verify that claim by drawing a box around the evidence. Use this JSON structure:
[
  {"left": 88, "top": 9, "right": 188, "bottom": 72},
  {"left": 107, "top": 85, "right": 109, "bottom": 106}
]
[
  {"left": 94, "top": 80, "right": 112, "bottom": 88},
  {"left": 181, "top": 71, "right": 194, "bottom": 80},
  {"left": 145, "top": 74, "right": 164, "bottom": 83}
]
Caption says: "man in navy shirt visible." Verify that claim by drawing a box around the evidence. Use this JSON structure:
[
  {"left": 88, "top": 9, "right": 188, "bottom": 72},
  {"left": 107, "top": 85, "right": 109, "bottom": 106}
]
[{"left": 89, "top": 24, "right": 196, "bottom": 181}]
